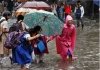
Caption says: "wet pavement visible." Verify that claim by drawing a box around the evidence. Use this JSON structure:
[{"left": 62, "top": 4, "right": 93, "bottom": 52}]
[{"left": 0, "top": 17, "right": 99, "bottom": 70}]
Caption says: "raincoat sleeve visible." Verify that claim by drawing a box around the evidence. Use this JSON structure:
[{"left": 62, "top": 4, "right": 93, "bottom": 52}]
[
  {"left": 48, "top": 36, "right": 56, "bottom": 40},
  {"left": 71, "top": 27, "right": 76, "bottom": 50},
  {"left": 50, "top": 27, "right": 65, "bottom": 40}
]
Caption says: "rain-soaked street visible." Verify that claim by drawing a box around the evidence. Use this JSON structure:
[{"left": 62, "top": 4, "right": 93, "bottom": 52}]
[{"left": 0, "top": 17, "right": 99, "bottom": 70}]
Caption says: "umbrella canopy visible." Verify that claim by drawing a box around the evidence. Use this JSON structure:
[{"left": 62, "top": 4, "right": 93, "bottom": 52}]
[
  {"left": 36, "top": 10, "right": 54, "bottom": 15},
  {"left": 16, "top": 1, "right": 51, "bottom": 10},
  {"left": 23, "top": 12, "right": 63, "bottom": 36},
  {"left": 15, "top": 2, "right": 25, "bottom": 10},
  {"left": 14, "top": 8, "right": 38, "bottom": 17},
  {"left": 14, "top": 8, "right": 53, "bottom": 17}
]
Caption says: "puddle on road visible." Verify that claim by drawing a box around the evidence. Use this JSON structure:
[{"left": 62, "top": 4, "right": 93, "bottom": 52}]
[{"left": 55, "top": 60, "right": 75, "bottom": 70}]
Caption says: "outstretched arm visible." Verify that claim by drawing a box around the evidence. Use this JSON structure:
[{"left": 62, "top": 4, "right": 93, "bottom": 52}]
[{"left": 27, "top": 34, "right": 41, "bottom": 41}]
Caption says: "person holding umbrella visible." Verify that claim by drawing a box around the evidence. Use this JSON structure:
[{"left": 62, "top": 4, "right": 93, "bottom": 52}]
[
  {"left": 49, "top": 15, "right": 76, "bottom": 61},
  {"left": 31, "top": 31, "right": 49, "bottom": 63},
  {"left": 56, "top": 15, "right": 76, "bottom": 61}
]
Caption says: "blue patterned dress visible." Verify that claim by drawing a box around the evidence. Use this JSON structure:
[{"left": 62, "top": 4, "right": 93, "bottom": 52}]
[{"left": 12, "top": 34, "right": 33, "bottom": 65}]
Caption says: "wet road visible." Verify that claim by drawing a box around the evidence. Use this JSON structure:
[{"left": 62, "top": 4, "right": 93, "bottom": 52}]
[{"left": 0, "top": 18, "right": 99, "bottom": 70}]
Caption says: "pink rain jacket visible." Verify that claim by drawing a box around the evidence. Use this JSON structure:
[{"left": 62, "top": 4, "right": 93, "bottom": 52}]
[{"left": 50, "top": 15, "right": 76, "bottom": 60}]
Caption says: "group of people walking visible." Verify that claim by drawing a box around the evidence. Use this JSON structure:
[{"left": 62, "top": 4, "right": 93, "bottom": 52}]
[
  {"left": 0, "top": 0, "right": 22, "bottom": 15},
  {"left": 51, "top": 1, "right": 84, "bottom": 30},
  {"left": 0, "top": 1, "right": 85, "bottom": 70},
  {"left": 0, "top": 0, "right": 14, "bottom": 15}
]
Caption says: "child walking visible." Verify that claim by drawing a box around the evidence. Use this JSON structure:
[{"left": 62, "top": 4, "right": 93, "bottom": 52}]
[
  {"left": 12, "top": 26, "right": 41, "bottom": 70},
  {"left": 56, "top": 15, "right": 76, "bottom": 61},
  {"left": 31, "top": 26, "right": 49, "bottom": 63},
  {"left": 49, "top": 15, "right": 76, "bottom": 61}
]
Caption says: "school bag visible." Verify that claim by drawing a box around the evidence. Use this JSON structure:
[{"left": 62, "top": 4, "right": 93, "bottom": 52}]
[
  {"left": 75, "top": 6, "right": 82, "bottom": 19},
  {"left": 4, "top": 20, "right": 25, "bottom": 49},
  {"left": 4, "top": 30, "right": 25, "bottom": 49},
  {"left": 9, "top": 20, "right": 23, "bottom": 32},
  {"left": 37, "top": 39, "right": 46, "bottom": 53}
]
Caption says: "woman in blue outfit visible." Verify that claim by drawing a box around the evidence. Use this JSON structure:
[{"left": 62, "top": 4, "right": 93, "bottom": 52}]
[{"left": 12, "top": 26, "right": 42, "bottom": 70}]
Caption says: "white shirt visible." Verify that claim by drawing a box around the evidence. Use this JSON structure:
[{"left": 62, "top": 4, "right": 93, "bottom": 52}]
[
  {"left": 74, "top": 5, "right": 84, "bottom": 18},
  {"left": 0, "top": 17, "right": 8, "bottom": 29},
  {"left": 51, "top": 4, "right": 57, "bottom": 15},
  {"left": 24, "top": 34, "right": 30, "bottom": 40},
  {"left": 14, "top": 2, "right": 20, "bottom": 7},
  {"left": 0, "top": 17, "right": 8, "bottom": 34}
]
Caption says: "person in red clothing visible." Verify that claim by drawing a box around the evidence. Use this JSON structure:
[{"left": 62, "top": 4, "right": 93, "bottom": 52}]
[{"left": 64, "top": 3, "right": 72, "bottom": 18}]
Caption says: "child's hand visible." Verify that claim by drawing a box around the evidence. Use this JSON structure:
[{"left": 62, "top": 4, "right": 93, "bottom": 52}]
[
  {"left": 41, "top": 34, "right": 44, "bottom": 36},
  {"left": 47, "top": 40, "right": 50, "bottom": 43},
  {"left": 46, "top": 37, "right": 51, "bottom": 42}
]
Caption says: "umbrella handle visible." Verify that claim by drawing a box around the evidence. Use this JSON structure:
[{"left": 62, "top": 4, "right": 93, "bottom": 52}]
[
  {"left": 39, "top": 15, "right": 47, "bottom": 23},
  {"left": 43, "top": 16, "right": 47, "bottom": 22}
]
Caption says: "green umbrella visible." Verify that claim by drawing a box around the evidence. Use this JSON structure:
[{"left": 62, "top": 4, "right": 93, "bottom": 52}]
[{"left": 24, "top": 12, "right": 64, "bottom": 36}]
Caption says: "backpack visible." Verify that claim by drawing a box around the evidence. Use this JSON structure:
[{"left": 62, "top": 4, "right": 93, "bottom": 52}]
[
  {"left": 4, "top": 30, "right": 25, "bottom": 49},
  {"left": 37, "top": 40, "right": 46, "bottom": 53},
  {"left": 4, "top": 20, "right": 25, "bottom": 49},
  {"left": 75, "top": 6, "right": 82, "bottom": 19},
  {"left": 9, "top": 20, "right": 23, "bottom": 32}
]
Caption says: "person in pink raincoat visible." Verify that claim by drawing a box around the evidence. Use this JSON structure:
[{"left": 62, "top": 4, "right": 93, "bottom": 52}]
[
  {"left": 56, "top": 15, "right": 76, "bottom": 61},
  {"left": 49, "top": 15, "right": 76, "bottom": 61}
]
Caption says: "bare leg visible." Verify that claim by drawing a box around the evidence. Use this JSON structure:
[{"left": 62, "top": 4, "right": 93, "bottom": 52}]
[
  {"left": 39, "top": 54, "right": 44, "bottom": 63},
  {"left": 69, "top": 55, "right": 72, "bottom": 61},
  {"left": 21, "top": 65, "right": 24, "bottom": 70},
  {"left": 35, "top": 55, "right": 39, "bottom": 63}
]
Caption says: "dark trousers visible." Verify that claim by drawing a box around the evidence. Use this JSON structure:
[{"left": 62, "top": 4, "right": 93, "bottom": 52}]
[
  {"left": 65, "top": 13, "right": 68, "bottom": 19},
  {"left": 77, "top": 18, "right": 84, "bottom": 29}
]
